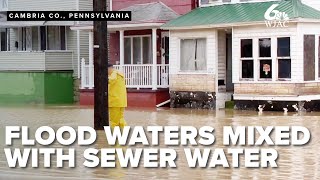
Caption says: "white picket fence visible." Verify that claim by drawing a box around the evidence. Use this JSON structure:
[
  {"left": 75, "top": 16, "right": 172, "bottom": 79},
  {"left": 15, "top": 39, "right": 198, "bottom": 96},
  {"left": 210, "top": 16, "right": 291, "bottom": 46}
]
[{"left": 81, "top": 58, "right": 169, "bottom": 89}]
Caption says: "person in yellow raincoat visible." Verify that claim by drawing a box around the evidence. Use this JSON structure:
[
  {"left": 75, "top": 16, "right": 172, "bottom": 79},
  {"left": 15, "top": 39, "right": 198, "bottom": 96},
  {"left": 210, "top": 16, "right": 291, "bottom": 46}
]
[{"left": 108, "top": 63, "right": 127, "bottom": 129}]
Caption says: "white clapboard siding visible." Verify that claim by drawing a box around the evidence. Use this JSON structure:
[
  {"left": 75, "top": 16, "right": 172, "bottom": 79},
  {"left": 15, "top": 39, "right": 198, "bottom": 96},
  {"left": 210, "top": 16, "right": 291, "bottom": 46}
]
[
  {"left": 218, "top": 31, "right": 226, "bottom": 81},
  {"left": 0, "top": 52, "right": 45, "bottom": 70},
  {"left": 67, "top": 28, "right": 78, "bottom": 76},
  {"left": 45, "top": 51, "right": 74, "bottom": 71},
  {"left": 8, "top": 0, "right": 76, "bottom": 11},
  {"left": 80, "top": 31, "right": 89, "bottom": 64}
]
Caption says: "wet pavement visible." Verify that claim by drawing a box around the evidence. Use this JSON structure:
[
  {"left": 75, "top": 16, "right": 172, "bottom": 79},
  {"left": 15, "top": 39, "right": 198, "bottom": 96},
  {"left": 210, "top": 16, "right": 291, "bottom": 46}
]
[{"left": 0, "top": 106, "right": 319, "bottom": 179}]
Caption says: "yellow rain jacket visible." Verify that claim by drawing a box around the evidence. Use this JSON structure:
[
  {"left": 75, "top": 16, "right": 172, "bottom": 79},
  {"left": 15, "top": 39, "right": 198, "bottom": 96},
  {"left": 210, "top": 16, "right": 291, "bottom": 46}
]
[
  {"left": 108, "top": 70, "right": 127, "bottom": 129},
  {"left": 108, "top": 70, "right": 127, "bottom": 107}
]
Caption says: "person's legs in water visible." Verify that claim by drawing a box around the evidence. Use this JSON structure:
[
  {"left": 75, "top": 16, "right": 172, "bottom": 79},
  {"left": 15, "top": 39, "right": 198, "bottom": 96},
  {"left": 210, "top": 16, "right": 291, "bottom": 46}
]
[
  {"left": 109, "top": 107, "right": 127, "bottom": 148},
  {"left": 109, "top": 107, "right": 127, "bottom": 129}
]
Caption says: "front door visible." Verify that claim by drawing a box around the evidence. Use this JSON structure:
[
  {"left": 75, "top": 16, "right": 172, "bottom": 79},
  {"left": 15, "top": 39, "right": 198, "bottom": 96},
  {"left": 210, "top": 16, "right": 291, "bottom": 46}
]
[{"left": 161, "top": 32, "right": 169, "bottom": 86}]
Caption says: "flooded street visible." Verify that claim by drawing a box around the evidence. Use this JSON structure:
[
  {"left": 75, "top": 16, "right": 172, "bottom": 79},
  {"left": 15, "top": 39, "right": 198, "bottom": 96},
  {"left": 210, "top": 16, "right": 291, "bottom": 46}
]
[{"left": 0, "top": 106, "right": 319, "bottom": 180}]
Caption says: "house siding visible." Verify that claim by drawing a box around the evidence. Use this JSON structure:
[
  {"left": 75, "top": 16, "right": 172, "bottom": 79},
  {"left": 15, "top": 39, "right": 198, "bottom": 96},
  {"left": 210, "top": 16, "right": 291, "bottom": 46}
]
[
  {"left": 67, "top": 28, "right": 78, "bottom": 76},
  {"left": 169, "top": 29, "right": 217, "bottom": 92},
  {"left": 218, "top": 30, "right": 226, "bottom": 82},
  {"left": 0, "top": 52, "right": 45, "bottom": 71},
  {"left": 45, "top": 51, "right": 74, "bottom": 71},
  {"left": 8, "top": 0, "right": 76, "bottom": 11}
]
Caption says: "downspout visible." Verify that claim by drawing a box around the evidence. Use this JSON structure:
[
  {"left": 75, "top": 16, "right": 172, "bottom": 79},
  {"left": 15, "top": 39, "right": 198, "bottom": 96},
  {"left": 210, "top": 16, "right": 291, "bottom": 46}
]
[{"left": 109, "top": 0, "right": 112, "bottom": 11}]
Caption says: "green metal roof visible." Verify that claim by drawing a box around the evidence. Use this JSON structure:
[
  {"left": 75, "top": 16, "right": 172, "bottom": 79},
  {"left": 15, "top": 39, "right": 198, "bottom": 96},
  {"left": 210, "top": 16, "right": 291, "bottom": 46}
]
[{"left": 162, "top": 0, "right": 320, "bottom": 29}]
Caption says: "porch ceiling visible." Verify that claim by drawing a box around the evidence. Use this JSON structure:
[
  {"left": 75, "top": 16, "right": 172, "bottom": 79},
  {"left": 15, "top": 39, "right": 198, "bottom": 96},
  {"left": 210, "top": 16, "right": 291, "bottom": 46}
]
[{"left": 162, "top": 0, "right": 320, "bottom": 29}]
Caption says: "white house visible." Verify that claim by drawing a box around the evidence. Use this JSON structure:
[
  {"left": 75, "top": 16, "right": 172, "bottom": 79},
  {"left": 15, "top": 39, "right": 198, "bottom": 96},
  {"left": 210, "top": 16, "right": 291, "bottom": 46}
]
[
  {"left": 162, "top": 0, "right": 320, "bottom": 111},
  {"left": 0, "top": 0, "right": 93, "bottom": 104}
]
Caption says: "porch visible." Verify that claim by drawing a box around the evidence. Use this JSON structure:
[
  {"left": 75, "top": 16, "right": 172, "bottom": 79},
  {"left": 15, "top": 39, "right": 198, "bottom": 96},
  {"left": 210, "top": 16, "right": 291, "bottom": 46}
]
[{"left": 81, "top": 60, "right": 169, "bottom": 89}]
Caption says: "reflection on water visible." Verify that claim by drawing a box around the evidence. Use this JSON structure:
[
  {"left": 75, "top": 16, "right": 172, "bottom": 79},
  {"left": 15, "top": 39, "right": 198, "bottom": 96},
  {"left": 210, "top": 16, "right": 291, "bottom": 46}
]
[{"left": 0, "top": 106, "right": 319, "bottom": 180}]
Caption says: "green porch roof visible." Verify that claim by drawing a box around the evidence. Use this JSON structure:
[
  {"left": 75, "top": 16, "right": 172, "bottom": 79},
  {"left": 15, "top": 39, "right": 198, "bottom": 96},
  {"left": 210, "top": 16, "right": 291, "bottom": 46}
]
[{"left": 162, "top": 0, "right": 320, "bottom": 29}]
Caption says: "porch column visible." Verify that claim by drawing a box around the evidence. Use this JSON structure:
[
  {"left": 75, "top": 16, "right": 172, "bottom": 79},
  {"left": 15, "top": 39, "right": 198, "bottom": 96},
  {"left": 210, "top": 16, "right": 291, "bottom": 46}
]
[
  {"left": 89, "top": 31, "right": 94, "bottom": 89},
  {"left": 119, "top": 30, "right": 124, "bottom": 72},
  {"left": 152, "top": 28, "right": 157, "bottom": 90}
]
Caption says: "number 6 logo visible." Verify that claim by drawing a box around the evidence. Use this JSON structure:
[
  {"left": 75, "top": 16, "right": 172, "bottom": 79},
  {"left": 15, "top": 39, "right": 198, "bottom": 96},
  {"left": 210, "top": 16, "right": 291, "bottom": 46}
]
[{"left": 264, "top": 4, "right": 280, "bottom": 21}]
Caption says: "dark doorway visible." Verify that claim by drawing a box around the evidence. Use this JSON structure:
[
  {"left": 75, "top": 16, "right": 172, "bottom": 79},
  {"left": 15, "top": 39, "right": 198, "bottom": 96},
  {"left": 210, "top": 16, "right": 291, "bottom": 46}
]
[{"left": 226, "top": 33, "right": 234, "bottom": 92}]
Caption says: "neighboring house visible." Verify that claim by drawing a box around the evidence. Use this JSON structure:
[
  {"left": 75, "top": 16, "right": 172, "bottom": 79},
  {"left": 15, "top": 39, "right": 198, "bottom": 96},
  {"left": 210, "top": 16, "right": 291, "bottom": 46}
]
[
  {"left": 162, "top": 0, "right": 320, "bottom": 111},
  {"left": 73, "top": 0, "right": 197, "bottom": 107},
  {"left": 0, "top": 0, "right": 93, "bottom": 104}
]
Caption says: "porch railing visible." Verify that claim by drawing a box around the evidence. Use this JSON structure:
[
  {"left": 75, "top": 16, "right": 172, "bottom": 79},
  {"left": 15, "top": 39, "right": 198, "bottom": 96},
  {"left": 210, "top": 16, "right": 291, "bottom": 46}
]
[{"left": 81, "top": 58, "right": 169, "bottom": 89}]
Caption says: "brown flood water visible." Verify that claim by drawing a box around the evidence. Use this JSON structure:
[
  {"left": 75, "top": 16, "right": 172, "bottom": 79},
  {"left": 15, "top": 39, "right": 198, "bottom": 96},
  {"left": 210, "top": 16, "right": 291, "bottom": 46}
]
[{"left": 0, "top": 106, "right": 319, "bottom": 180}]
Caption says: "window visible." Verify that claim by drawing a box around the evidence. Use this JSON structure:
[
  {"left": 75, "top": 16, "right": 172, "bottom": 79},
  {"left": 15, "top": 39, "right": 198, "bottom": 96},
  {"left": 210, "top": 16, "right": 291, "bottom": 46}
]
[
  {"left": 180, "top": 38, "right": 207, "bottom": 71},
  {"left": 0, "top": 28, "right": 8, "bottom": 51},
  {"left": 242, "top": 60, "right": 254, "bottom": 78},
  {"left": 40, "top": 26, "right": 46, "bottom": 50},
  {"left": 124, "top": 36, "right": 152, "bottom": 64},
  {"left": 124, "top": 38, "right": 131, "bottom": 64},
  {"left": 277, "top": 37, "right": 291, "bottom": 79},
  {"left": 278, "top": 37, "right": 290, "bottom": 57},
  {"left": 40, "top": 26, "right": 66, "bottom": 51},
  {"left": 259, "top": 38, "right": 272, "bottom": 79},
  {"left": 240, "top": 39, "right": 253, "bottom": 79},
  {"left": 259, "top": 60, "right": 272, "bottom": 79},
  {"left": 259, "top": 38, "right": 271, "bottom": 57}
]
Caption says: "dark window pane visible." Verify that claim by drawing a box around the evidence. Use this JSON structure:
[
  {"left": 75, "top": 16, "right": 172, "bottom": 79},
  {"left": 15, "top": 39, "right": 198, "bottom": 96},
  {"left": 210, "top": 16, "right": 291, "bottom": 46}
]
[
  {"left": 165, "top": 36, "right": 169, "bottom": 63},
  {"left": 259, "top": 60, "right": 272, "bottom": 79},
  {"left": 142, "top": 37, "right": 151, "bottom": 64},
  {"left": 278, "top": 37, "right": 290, "bottom": 57},
  {"left": 0, "top": 31, "right": 6, "bottom": 51},
  {"left": 241, "top": 39, "right": 252, "bottom": 58},
  {"left": 242, "top": 60, "right": 254, "bottom": 78},
  {"left": 124, "top": 38, "right": 131, "bottom": 64},
  {"left": 259, "top": 38, "right": 271, "bottom": 57},
  {"left": 278, "top": 59, "right": 291, "bottom": 78},
  {"left": 60, "top": 26, "right": 66, "bottom": 50},
  {"left": 40, "top": 26, "right": 46, "bottom": 50},
  {"left": 319, "top": 37, "right": 320, "bottom": 78}
]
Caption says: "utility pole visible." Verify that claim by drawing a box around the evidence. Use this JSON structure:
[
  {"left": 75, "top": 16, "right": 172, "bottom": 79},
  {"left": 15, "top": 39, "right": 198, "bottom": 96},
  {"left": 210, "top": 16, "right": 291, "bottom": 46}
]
[{"left": 93, "top": 0, "right": 108, "bottom": 130}]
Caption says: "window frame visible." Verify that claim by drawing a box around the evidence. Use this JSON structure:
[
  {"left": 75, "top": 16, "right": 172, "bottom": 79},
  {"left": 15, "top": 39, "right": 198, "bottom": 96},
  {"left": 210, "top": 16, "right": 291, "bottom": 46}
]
[
  {"left": 0, "top": 28, "right": 9, "bottom": 51},
  {"left": 124, "top": 35, "right": 152, "bottom": 65},
  {"left": 258, "top": 38, "right": 272, "bottom": 80},
  {"left": 276, "top": 37, "right": 291, "bottom": 80},
  {"left": 240, "top": 39, "right": 254, "bottom": 80},
  {"left": 179, "top": 37, "right": 208, "bottom": 73},
  {"left": 39, "top": 26, "right": 67, "bottom": 51}
]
